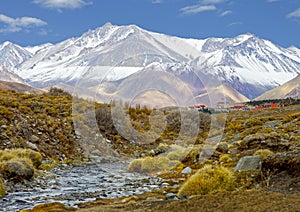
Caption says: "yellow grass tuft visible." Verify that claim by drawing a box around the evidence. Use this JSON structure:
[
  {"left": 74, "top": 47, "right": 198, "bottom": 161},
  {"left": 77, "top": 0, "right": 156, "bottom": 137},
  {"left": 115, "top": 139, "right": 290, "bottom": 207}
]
[{"left": 177, "top": 165, "right": 235, "bottom": 197}]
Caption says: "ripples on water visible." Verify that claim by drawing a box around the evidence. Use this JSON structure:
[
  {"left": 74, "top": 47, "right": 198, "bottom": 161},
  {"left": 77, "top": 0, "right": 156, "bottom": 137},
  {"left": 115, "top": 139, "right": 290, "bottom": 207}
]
[{"left": 0, "top": 162, "right": 163, "bottom": 212}]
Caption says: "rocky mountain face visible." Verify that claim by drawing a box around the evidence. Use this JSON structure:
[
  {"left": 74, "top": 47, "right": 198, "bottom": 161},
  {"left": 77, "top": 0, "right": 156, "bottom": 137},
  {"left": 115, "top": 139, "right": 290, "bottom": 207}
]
[
  {"left": 0, "top": 41, "right": 32, "bottom": 72},
  {"left": 0, "top": 23, "right": 299, "bottom": 105}
]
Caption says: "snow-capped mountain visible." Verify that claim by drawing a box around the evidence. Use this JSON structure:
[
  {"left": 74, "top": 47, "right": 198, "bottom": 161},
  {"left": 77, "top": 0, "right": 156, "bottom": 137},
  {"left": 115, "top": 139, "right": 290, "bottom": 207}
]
[
  {"left": 17, "top": 22, "right": 201, "bottom": 87},
  {"left": 1, "top": 23, "right": 300, "bottom": 103},
  {"left": 24, "top": 43, "right": 53, "bottom": 55},
  {"left": 192, "top": 33, "right": 300, "bottom": 99},
  {"left": 0, "top": 41, "right": 32, "bottom": 72}
]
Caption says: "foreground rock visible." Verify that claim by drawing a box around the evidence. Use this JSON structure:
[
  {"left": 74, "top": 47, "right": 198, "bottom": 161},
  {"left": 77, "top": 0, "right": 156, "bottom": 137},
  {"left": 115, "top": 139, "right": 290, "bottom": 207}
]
[
  {"left": 0, "top": 160, "right": 34, "bottom": 181},
  {"left": 233, "top": 156, "right": 261, "bottom": 172}
]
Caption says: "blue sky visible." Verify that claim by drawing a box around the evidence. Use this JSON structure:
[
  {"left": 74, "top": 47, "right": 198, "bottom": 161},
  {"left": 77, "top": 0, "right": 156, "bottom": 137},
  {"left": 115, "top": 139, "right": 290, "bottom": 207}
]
[{"left": 0, "top": 0, "right": 300, "bottom": 47}]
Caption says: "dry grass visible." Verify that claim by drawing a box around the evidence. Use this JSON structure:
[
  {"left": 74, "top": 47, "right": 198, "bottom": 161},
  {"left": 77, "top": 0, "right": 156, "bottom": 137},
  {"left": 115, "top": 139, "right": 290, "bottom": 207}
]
[
  {"left": 177, "top": 165, "right": 235, "bottom": 197},
  {"left": 253, "top": 149, "right": 274, "bottom": 159},
  {"left": 128, "top": 156, "right": 181, "bottom": 174},
  {"left": 0, "top": 177, "right": 5, "bottom": 198}
]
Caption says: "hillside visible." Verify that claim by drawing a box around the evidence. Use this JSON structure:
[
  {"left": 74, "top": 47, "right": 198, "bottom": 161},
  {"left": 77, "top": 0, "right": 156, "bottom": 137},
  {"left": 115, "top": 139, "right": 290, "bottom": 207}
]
[
  {"left": 0, "top": 80, "right": 43, "bottom": 94},
  {"left": 0, "top": 88, "right": 299, "bottom": 211},
  {"left": 0, "top": 67, "right": 24, "bottom": 84},
  {"left": 256, "top": 74, "right": 300, "bottom": 100}
]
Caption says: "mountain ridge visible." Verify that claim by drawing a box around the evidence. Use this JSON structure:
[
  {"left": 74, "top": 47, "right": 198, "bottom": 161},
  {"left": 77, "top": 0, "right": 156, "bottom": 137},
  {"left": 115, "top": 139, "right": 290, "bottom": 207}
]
[{"left": 0, "top": 23, "right": 299, "bottom": 104}]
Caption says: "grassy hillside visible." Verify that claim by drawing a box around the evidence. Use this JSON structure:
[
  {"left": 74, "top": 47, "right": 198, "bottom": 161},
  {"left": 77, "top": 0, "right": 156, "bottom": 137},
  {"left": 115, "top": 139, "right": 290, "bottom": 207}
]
[{"left": 0, "top": 88, "right": 299, "bottom": 209}]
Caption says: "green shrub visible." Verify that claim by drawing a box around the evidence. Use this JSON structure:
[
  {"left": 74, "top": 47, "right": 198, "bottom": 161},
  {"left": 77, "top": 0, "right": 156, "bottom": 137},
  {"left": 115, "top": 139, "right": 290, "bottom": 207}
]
[
  {"left": 177, "top": 165, "right": 235, "bottom": 197},
  {"left": 253, "top": 149, "right": 274, "bottom": 160}
]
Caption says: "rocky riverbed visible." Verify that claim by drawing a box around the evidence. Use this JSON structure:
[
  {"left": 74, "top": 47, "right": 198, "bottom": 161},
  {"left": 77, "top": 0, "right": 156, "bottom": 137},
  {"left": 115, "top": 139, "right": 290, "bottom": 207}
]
[{"left": 0, "top": 161, "right": 164, "bottom": 212}]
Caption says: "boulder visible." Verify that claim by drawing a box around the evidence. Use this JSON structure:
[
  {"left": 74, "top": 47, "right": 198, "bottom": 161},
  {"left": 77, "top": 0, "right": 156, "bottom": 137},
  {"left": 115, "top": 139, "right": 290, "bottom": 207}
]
[
  {"left": 233, "top": 156, "right": 261, "bottom": 172},
  {"left": 0, "top": 160, "right": 34, "bottom": 181}
]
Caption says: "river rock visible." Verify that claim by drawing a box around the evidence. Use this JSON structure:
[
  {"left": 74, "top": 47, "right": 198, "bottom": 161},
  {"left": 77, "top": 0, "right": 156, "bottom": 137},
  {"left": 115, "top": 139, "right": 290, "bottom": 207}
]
[
  {"left": 233, "top": 155, "right": 261, "bottom": 172},
  {"left": 166, "top": 193, "right": 178, "bottom": 200},
  {"left": 181, "top": 167, "right": 192, "bottom": 175}
]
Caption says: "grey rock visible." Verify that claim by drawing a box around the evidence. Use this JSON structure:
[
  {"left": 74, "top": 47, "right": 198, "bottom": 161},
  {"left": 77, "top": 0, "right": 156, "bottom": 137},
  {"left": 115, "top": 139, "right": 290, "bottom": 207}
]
[
  {"left": 172, "top": 184, "right": 179, "bottom": 189},
  {"left": 146, "top": 197, "right": 158, "bottom": 201},
  {"left": 181, "top": 167, "right": 192, "bottom": 175},
  {"left": 179, "top": 194, "right": 187, "bottom": 200},
  {"left": 233, "top": 155, "right": 261, "bottom": 172},
  {"left": 1, "top": 160, "right": 34, "bottom": 181},
  {"left": 166, "top": 193, "right": 178, "bottom": 200},
  {"left": 149, "top": 149, "right": 155, "bottom": 156},
  {"left": 90, "top": 149, "right": 102, "bottom": 156},
  {"left": 26, "top": 141, "right": 39, "bottom": 151},
  {"left": 29, "top": 135, "right": 40, "bottom": 143},
  {"left": 161, "top": 182, "right": 169, "bottom": 188}
]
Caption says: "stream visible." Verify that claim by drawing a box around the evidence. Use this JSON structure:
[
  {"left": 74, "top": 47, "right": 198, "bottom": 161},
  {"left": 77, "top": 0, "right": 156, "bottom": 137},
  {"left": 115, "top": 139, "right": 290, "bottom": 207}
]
[{"left": 0, "top": 162, "right": 164, "bottom": 212}]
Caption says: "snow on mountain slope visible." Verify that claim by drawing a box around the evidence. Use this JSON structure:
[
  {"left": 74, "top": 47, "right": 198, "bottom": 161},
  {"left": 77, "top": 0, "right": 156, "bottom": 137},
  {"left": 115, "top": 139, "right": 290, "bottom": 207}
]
[
  {"left": 25, "top": 43, "right": 53, "bottom": 55},
  {"left": 3, "top": 23, "right": 300, "bottom": 101},
  {"left": 18, "top": 23, "right": 199, "bottom": 87},
  {"left": 0, "top": 41, "right": 32, "bottom": 72},
  {"left": 192, "top": 34, "right": 300, "bottom": 99}
]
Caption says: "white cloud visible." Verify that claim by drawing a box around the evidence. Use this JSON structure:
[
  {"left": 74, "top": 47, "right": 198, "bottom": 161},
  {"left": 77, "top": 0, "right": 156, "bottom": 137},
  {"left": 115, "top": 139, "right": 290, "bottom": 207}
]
[
  {"left": 180, "top": 5, "right": 217, "bottom": 15},
  {"left": 33, "top": 0, "right": 92, "bottom": 10},
  {"left": 220, "top": 10, "right": 232, "bottom": 16},
  {"left": 287, "top": 8, "right": 300, "bottom": 18},
  {"left": 228, "top": 22, "right": 242, "bottom": 27},
  {"left": 152, "top": 0, "right": 163, "bottom": 3},
  {"left": 0, "top": 14, "right": 47, "bottom": 33},
  {"left": 201, "top": 0, "right": 224, "bottom": 4},
  {"left": 266, "top": 0, "right": 280, "bottom": 2}
]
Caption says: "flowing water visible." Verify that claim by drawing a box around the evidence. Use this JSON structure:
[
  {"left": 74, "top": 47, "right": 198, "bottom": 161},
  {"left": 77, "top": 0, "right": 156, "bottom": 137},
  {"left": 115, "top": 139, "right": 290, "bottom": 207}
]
[{"left": 0, "top": 162, "right": 163, "bottom": 212}]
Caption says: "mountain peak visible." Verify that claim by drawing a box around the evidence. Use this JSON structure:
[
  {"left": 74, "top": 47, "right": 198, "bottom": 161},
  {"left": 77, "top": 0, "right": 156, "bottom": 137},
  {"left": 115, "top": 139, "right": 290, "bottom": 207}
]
[
  {"left": 0, "top": 41, "right": 14, "bottom": 50},
  {"left": 235, "top": 33, "right": 256, "bottom": 42},
  {"left": 103, "top": 22, "right": 113, "bottom": 27}
]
